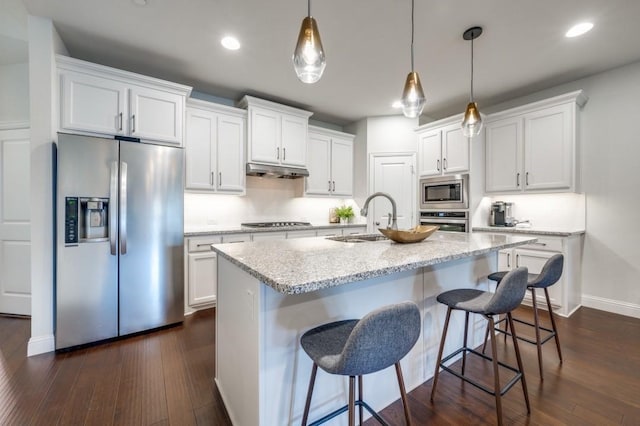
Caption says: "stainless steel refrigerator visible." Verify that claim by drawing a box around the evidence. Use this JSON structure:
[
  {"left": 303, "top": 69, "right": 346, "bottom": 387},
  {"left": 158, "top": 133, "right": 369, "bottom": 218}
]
[{"left": 55, "top": 133, "right": 184, "bottom": 350}]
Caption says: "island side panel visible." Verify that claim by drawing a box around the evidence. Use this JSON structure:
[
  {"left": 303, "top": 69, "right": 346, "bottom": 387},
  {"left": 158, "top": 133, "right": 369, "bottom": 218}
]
[
  {"left": 216, "top": 256, "right": 262, "bottom": 426},
  {"left": 260, "top": 268, "right": 425, "bottom": 425}
]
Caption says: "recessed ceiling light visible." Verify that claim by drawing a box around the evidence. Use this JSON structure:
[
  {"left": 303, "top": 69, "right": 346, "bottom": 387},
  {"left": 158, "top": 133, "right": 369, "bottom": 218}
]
[
  {"left": 565, "top": 22, "right": 593, "bottom": 38},
  {"left": 392, "top": 100, "right": 403, "bottom": 109},
  {"left": 221, "top": 36, "right": 241, "bottom": 51}
]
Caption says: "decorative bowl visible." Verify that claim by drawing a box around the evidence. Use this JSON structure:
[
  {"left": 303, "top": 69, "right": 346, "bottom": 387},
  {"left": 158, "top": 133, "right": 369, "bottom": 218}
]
[{"left": 378, "top": 225, "right": 439, "bottom": 243}]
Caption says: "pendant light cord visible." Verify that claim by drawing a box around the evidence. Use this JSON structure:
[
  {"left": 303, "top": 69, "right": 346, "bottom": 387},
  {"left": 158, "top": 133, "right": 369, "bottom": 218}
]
[
  {"left": 308, "top": 0, "right": 311, "bottom": 17},
  {"left": 410, "top": 0, "right": 415, "bottom": 71},
  {"left": 470, "top": 36, "right": 474, "bottom": 101}
]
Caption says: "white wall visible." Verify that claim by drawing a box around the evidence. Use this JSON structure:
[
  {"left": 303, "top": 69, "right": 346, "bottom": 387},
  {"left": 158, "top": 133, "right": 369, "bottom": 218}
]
[
  {"left": 0, "top": 63, "right": 29, "bottom": 124},
  {"left": 27, "top": 16, "right": 68, "bottom": 356},
  {"left": 481, "top": 60, "right": 640, "bottom": 318},
  {"left": 365, "top": 115, "right": 418, "bottom": 154},
  {"left": 184, "top": 177, "right": 364, "bottom": 228}
]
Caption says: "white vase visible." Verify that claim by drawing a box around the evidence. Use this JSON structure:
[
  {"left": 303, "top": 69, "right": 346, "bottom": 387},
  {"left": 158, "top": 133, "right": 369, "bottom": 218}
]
[{"left": 340, "top": 217, "right": 348, "bottom": 224}]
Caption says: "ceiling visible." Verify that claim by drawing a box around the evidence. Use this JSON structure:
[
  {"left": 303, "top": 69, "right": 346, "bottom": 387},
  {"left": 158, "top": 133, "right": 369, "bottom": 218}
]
[{"left": 18, "top": 0, "right": 640, "bottom": 125}]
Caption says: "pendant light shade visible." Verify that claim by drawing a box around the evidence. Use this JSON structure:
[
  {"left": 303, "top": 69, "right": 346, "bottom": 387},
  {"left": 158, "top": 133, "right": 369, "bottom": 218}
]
[
  {"left": 400, "top": 0, "right": 425, "bottom": 118},
  {"left": 292, "top": 0, "right": 326, "bottom": 84},
  {"left": 461, "top": 26, "right": 483, "bottom": 137},
  {"left": 401, "top": 72, "right": 426, "bottom": 118}
]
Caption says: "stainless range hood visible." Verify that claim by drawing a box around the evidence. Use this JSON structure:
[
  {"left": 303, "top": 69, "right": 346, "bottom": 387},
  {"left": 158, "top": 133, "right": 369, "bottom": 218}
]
[{"left": 246, "top": 163, "right": 309, "bottom": 179}]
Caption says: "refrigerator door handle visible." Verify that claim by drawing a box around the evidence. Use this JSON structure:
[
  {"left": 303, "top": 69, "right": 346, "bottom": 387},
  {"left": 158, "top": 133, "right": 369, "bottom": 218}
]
[
  {"left": 120, "top": 161, "right": 128, "bottom": 255},
  {"left": 110, "top": 161, "right": 118, "bottom": 255}
]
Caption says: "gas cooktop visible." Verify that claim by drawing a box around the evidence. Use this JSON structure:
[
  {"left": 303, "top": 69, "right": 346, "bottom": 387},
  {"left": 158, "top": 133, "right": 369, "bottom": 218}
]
[{"left": 241, "top": 221, "right": 312, "bottom": 228}]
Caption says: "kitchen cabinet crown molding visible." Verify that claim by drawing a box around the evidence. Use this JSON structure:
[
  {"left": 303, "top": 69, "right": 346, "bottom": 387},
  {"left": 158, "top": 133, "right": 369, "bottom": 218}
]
[
  {"left": 187, "top": 98, "right": 246, "bottom": 119},
  {"left": 238, "top": 95, "right": 313, "bottom": 118},
  {"left": 415, "top": 113, "right": 465, "bottom": 132},
  {"left": 56, "top": 54, "right": 192, "bottom": 96},
  {"left": 486, "top": 90, "right": 588, "bottom": 123},
  {"left": 307, "top": 124, "right": 355, "bottom": 139}
]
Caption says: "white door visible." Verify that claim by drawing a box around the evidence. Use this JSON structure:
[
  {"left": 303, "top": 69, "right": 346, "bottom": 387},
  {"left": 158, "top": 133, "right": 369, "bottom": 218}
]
[
  {"left": 442, "top": 124, "right": 470, "bottom": 174},
  {"left": 331, "top": 138, "right": 353, "bottom": 196},
  {"left": 417, "top": 130, "right": 441, "bottom": 177},
  {"left": 280, "top": 114, "right": 307, "bottom": 167},
  {"left": 217, "top": 114, "right": 245, "bottom": 193},
  {"left": 305, "top": 132, "right": 331, "bottom": 195},
  {"left": 188, "top": 251, "right": 217, "bottom": 306},
  {"left": 369, "top": 154, "right": 416, "bottom": 231},
  {"left": 129, "top": 85, "right": 184, "bottom": 145},
  {"left": 0, "top": 128, "right": 31, "bottom": 315}
]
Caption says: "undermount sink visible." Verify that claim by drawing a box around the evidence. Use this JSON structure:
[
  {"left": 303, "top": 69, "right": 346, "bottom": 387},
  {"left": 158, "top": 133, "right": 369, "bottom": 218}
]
[{"left": 326, "top": 234, "right": 389, "bottom": 243}]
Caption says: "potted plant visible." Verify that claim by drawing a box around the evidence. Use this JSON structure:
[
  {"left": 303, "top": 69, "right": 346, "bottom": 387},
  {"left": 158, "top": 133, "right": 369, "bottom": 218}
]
[{"left": 335, "top": 205, "right": 355, "bottom": 224}]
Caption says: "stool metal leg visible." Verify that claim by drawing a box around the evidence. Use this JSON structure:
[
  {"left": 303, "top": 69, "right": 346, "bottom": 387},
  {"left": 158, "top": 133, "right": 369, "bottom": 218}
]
[
  {"left": 507, "top": 312, "right": 531, "bottom": 413},
  {"left": 462, "top": 311, "right": 469, "bottom": 375},
  {"left": 544, "top": 287, "right": 563, "bottom": 363},
  {"left": 430, "top": 307, "right": 452, "bottom": 402},
  {"left": 348, "top": 376, "right": 355, "bottom": 426},
  {"left": 531, "top": 288, "right": 545, "bottom": 379},
  {"left": 395, "top": 362, "right": 413, "bottom": 426},
  {"left": 358, "top": 375, "right": 363, "bottom": 425},
  {"left": 487, "top": 315, "right": 503, "bottom": 426},
  {"left": 302, "top": 363, "right": 318, "bottom": 426}
]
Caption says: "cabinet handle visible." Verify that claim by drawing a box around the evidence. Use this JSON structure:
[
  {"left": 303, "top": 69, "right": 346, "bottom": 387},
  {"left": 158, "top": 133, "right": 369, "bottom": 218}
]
[
  {"left": 210, "top": 172, "right": 214, "bottom": 186},
  {"left": 283, "top": 147, "right": 286, "bottom": 161},
  {"left": 131, "top": 114, "right": 136, "bottom": 133},
  {"left": 328, "top": 180, "right": 332, "bottom": 191},
  {"left": 118, "top": 113, "right": 123, "bottom": 131},
  {"left": 437, "top": 159, "right": 440, "bottom": 171},
  {"left": 332, "top": 181, "right": 335, "bottom": 191},
  {"left": 507, "top": 253, "right": 511, "bottom": 268},
  {"left": 196, "top": 243, "right": 213, "bottom": 247},
  {"left": 375, "top": 221, "right": 380, "bottom": 226},
  {"left": 530, "top": 242, "right": 547, "bottom": 246},
  {"left": 219, "top": 172, "right": 222, "bottom": 186},
  {"left": 516, "top": 254, "right": 520, "bottom": 267},
  {"left": 526, "top": 172, "right": 529, "bottom": 186},
  {"left": 516, "top": 173, "right": 520, "bottom": 187},
  {"left": 443, "top": 158, "right": 447, "bottom": 170},
  {"left": 276, "top": 147, "right": 280, "bottom": 160}
]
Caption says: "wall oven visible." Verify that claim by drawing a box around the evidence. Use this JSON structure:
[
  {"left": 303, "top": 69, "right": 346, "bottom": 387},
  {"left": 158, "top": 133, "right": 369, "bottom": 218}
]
[
  {"left": 419, "top": 211, "right": 469, "bottom": 233},
  {"left": 420, "top": 174, "right": 468, "bottom": 210}
]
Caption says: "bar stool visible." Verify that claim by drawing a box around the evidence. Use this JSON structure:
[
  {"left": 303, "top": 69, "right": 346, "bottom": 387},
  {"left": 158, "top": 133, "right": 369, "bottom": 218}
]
[
  {"left": 430, "top": 267, "right": 531, "bottom": 426},
  {"left": 300, "top": 301, "right": 421, "bottom": 426},
  {"left": 482, "top": 253, "right": 564, "bottom": 379}
]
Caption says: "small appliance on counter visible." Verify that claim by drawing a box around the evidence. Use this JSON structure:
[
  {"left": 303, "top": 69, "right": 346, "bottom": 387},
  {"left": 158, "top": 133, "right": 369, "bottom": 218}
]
[{"left": 489, "top": 201, "right": 515, "bottom": 227}]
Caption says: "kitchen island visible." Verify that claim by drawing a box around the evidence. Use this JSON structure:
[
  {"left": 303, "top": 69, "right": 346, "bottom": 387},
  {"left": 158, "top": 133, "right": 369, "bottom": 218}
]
[{"left": 211, "top": 232, "right": 536, "bottom": 426}]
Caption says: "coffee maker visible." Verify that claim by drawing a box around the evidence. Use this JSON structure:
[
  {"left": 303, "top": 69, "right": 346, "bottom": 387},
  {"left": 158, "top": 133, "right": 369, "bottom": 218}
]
[{"left": 490, "top": 201, "right": 514, "bottom": 226}]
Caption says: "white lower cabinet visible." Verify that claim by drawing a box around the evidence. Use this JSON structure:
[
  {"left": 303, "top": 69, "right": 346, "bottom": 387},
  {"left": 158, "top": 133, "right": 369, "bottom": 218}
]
[
  {"left": 494, "top": 234, "right": 583, "bottom": 317},
  {"left": 186, "top": 235, "right": 222, "bottom": 310}
]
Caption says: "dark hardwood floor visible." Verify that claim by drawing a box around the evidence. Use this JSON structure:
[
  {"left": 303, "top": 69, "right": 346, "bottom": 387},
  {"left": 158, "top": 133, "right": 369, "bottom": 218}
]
[{"left": 1, "top": 306, "right": 639, "bottom": 425}]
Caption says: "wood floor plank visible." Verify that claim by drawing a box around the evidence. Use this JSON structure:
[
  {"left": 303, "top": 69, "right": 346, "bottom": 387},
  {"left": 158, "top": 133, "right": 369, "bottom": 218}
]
[{"left": 1, "top": 306, "right": 639, "bottom": 425}]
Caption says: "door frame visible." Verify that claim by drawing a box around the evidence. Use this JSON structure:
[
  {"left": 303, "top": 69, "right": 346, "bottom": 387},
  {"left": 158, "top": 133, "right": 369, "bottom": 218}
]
[{"left": 367, "top": 152, "right": 417, "bottom": 232}]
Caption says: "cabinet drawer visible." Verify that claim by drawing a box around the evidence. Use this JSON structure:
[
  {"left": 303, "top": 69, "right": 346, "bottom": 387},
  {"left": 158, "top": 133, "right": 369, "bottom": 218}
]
[
  {"left": 518, "top": 236, "right": 563, "bottom": 252},
  {"left": 222, "top": 233, "right": 250, "bottom": 243},
  {"left": 188, "top": 236, "right": 223, "bottom": 252}
]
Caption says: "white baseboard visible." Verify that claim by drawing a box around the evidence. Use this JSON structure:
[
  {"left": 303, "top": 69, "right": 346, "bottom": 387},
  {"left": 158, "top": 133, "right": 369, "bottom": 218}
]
[
  {"left": 582, "top": 295, "right": 640, "bottom": 319},
  {"left": 27, "top": 334, "right": 55, "bottom": 356}
]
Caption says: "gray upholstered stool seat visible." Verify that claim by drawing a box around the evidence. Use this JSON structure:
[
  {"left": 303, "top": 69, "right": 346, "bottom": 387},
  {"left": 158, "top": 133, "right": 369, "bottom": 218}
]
[
  {"left": 431, "top": 267, "right": 531, "bottom": 426},
  {"left": 301, "top": 301, "right": 420, "bottom": 426},
  {"left": 483, "top": 253, "right": 564, "bottom": 379}
]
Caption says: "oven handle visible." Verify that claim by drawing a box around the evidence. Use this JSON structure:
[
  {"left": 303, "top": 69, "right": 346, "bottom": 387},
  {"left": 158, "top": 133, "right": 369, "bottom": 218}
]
[{"left": 419, "top": 218, "right": 468, "bottom": 225}]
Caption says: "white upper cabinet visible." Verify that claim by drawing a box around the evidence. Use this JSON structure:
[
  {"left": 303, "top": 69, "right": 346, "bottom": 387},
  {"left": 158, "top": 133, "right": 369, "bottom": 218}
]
[
  {"left": 416, "top": 117, "right": 470, "bottom": 177},
  {"left": 305, "top": 126, "right": 354, "bottom": 197},
  {"left": 239, "top": 96, "right": 313, "bottom": 169},
  {"left": 57, "top": 55, "right": 191, "bottom": 146},
  {"left": 485, "top": 91, "right": 587, "bottom": 193},
  {"left": 185, "top": 99, "right": 246, "bottom": 194}
]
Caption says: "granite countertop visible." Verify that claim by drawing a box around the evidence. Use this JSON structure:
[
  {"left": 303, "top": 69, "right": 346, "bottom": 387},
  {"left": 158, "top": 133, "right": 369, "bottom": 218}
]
[
  {"left": 472, "top": 226, "right": 585, "bottom": 237},
  {"left": 184, "top": 222, "right": 366, "bottom": 237},
  {"left": 211, "top": 232, "right": 537, "bottom": 295}
]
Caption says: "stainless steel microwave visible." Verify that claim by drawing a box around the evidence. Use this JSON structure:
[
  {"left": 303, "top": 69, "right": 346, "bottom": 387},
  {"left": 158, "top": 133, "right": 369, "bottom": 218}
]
[{"left": 420, "top": 174, "right": 469, "bottom": 210}]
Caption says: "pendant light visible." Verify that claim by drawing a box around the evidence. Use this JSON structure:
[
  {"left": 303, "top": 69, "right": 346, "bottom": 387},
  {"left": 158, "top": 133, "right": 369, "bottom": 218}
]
[
  {"left": 461, "top": 26, "right": 483, "bottom": 137},
  {"left": 400, "top": 0, "right": 426, "bottom": 118},
  {"left": 292, "top": 0, "right": 326, "bottom": 84}
]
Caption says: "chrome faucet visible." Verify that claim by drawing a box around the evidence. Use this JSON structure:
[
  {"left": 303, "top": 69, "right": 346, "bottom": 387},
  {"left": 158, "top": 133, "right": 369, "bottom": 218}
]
[{"left": 360, "top": 192, "right": 398, "bottom": 230}]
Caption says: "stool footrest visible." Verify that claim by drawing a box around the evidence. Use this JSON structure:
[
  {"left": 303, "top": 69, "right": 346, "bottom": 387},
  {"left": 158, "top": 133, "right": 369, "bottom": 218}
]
[
  {"left": 494, "top": 317, "right": 557, "bottom": 346},
  {"left": 309, "top": 399, "right": 388, "bottom": 426},
  {"left": 439, "top": 346, "right": 524, "bottom": 397}
]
